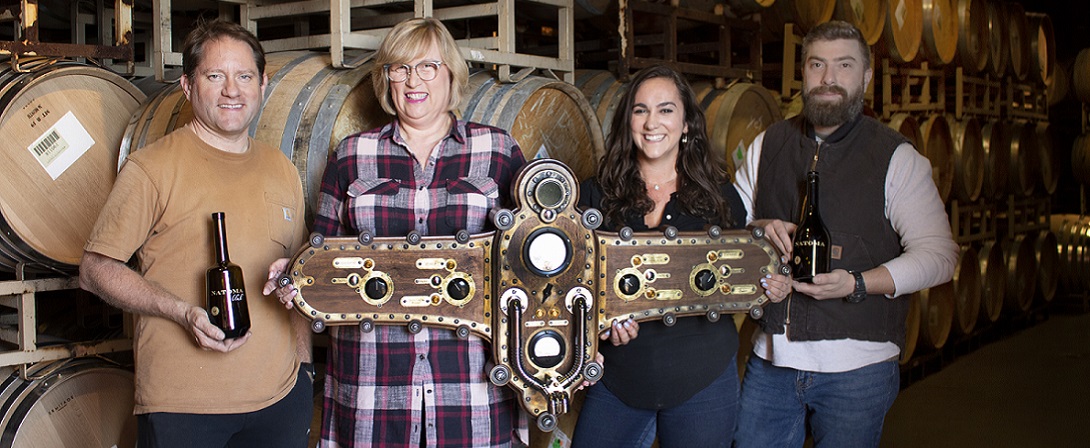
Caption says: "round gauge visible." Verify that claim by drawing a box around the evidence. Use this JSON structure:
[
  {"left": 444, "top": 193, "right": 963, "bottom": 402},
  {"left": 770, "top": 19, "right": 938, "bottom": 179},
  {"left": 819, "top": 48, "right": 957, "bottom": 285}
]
[
  {"left": 528, "top": 329, "right": 566, "bottom": 369},
  {"left": 523, "top": 228, "right": 572, "bottom": 277},
  {"left": 534, "top": 177, "right": 566, "bottom": 209}
]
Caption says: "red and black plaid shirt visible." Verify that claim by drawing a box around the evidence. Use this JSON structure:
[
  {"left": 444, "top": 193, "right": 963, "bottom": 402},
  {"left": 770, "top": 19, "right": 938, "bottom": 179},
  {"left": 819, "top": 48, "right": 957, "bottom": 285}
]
[{"left": 314, "top": 115, "right": 527, "bottom": 447}]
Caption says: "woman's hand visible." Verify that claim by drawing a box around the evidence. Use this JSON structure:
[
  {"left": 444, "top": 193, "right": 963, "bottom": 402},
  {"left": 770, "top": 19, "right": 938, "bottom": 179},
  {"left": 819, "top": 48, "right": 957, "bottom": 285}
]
[
  {"left": 761, "top": 263, "right": 793, "bottom": 303},
  {"left": 750, "top": 219, "right": 796, "bottom": 257},
  {"left": 599, "top": 318, "right": 639, "bottom": 346},
  {"left": 263, "top": 258, "right": 297, "bottom": 309}
]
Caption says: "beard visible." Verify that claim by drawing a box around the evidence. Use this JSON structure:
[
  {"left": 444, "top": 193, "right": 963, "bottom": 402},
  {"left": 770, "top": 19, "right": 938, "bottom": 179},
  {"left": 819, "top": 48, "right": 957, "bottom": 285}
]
[{"left": 802, "top": 83, "right": 865, "bottom": 128}]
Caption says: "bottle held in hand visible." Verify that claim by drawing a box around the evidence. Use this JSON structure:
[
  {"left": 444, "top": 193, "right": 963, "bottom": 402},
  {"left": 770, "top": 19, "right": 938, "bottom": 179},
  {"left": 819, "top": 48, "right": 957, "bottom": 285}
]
[
  {"left": 791, "top": 171, "right": 831, "bottom": 282},
  {"left": 206, "top": 212, "right": 251, "bottom": 338}
]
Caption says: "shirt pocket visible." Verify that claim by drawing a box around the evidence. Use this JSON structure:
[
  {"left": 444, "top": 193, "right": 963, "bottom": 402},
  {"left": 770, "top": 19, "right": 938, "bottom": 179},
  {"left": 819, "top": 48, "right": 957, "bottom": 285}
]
[
  {"left": 265, "top": 193, "right": 300, "bottom": 252},
  {"left": 442, "top": 177, "right": 500, "bottom": 233},
  {"left": 346, "top": 178, "right": 407, "bottom": 236}
]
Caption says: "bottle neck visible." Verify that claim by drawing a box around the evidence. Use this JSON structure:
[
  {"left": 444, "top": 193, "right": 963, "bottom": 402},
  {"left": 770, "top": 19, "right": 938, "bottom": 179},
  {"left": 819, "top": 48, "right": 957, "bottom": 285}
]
[
  {"left": 213, "top": 215, "right": 230, "bottom": 263},
  {"left": 804, "top": 171, "right": 820, "bottom": 213}
]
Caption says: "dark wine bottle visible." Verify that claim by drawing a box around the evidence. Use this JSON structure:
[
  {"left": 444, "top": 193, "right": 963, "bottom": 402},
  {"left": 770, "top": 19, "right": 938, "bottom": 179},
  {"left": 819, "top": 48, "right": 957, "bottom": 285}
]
[
  {"left": 206, "top": 212, "right": 250, "bottom": 339},
  {"left": 791, "top": 171, "right": 831, "bottom": 282}
]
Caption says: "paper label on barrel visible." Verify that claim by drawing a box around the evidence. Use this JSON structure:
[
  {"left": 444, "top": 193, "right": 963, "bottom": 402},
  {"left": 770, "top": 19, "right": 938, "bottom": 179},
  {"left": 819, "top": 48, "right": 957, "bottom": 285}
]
[
  {"left": 533, "top": 144, "right": 550, "bottom": 160},
  {"left": 27, "top": 111, "right": 95, "bottom": 180}
]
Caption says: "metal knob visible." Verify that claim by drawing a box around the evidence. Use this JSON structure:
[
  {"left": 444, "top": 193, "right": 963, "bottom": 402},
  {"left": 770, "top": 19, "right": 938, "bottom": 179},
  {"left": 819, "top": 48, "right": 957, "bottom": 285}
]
[
  {"left": 694, "top": 269, "right": 716, "bottom": 291},
  {"left": 619, "top": 273, "right": 640, "bottom": 296},
  {"left": 447, "top": 278, "right": 471, "bottom": 301},
  {"left": 364, "top": 277, "right": 388, "bottom": 300}
]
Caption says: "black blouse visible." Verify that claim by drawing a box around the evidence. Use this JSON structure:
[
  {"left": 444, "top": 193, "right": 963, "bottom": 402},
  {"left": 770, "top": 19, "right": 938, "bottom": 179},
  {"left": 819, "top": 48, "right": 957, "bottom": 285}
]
[{"left": 578, "top": 178, "right": 746, "bottom": 409}]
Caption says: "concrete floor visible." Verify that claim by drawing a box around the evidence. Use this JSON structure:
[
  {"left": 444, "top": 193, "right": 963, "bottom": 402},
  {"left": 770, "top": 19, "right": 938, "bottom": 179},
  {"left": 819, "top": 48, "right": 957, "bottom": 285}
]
[{"left": 881, "top": 311, "right": 1090, "bottom": 447}]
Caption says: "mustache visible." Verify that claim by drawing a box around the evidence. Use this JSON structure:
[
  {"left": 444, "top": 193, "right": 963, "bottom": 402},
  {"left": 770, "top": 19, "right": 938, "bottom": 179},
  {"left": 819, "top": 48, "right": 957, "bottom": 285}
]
[{"left": 808, "top": 85, "right": 849, "bottom": 97}]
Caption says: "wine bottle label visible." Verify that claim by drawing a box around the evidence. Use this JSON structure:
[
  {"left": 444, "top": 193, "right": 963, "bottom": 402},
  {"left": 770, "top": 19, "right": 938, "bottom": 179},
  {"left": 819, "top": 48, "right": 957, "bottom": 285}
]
[{"left": 794, "top": 240, "right": 827, "bottom": 247}]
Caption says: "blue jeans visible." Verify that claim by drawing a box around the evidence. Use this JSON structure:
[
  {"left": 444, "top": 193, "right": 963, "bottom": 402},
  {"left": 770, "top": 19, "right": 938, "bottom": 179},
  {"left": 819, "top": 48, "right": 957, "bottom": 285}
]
[
  {"left": 734, "top": 356, "right": 899, "bottom": 448},
  {"left": 571, "top": 358, "right": 739, "bottom": 448}
]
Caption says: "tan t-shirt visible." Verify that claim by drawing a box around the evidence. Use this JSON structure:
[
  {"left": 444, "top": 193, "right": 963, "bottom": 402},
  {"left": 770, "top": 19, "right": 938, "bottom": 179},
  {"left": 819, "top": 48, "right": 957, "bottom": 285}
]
[{"left": 85, "top": 126, "right": 306, "bottom": 414}]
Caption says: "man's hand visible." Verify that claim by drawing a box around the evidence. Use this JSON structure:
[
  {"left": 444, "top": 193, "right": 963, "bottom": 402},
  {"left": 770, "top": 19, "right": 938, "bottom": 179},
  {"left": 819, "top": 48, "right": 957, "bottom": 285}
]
[
  {"left": 185, "top": 305, "right": 251, "bottom": 352},
  {"left": 793, "top": 269, "right": 855, "bottom": 300},
  {"left": 263, "top": 257, "right": 297, "bottom": 309}
]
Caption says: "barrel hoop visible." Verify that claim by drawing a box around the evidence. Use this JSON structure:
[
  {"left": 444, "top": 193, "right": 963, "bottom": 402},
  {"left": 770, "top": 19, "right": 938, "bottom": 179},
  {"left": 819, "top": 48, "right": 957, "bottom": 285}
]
[
  {"left": 278, "top": 57, "right": 338, "bottom": 160},
  {"left": 249, "top": 52, "right": 316, "bottom": 139},
  {"left": 463, "top": 74, "right": 498, "bottom": 120}
]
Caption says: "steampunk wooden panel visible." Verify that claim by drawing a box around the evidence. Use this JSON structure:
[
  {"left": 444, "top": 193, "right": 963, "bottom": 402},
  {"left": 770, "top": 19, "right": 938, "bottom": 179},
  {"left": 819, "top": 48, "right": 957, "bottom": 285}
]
[
  {"left": 282, "top": 232, "right": 494, "bottom": 338},
  {"left": 489, "top": 159, "right": 601, "bottom": 432},
  {"left": 596, "top": 227, "right": 781, "bottom": 328}
]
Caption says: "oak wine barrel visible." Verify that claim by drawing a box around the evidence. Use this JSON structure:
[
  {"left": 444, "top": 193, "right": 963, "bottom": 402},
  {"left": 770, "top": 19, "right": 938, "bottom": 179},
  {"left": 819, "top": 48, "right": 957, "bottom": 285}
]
[
  {"left": 462, "top": 71, "right": 605, "bottom": 182},
  {"left": 985, "top": 0, "right": 1009, "bottom": 78},
  {"left": 1004, "top": 2, "right": 1030, "bottom": 81},
  {"left": 880, "top": 0, "right": 924, "bottom": 63},
  {"left": 0, "top": 59, "right": 144, "bottom": 273},
  {"left": 573, "top": 70, "right": 627, "bottom": 149},
  {"left": 888, "top": 113, "right": 925, "bottom": 148},
  {"left": 952, "top": 245, "right": 981, "bottom": 336},
  {"left": 1007, "top": 120, "right": 1040, "bottom": 197},
  {"left": 1036, "top": 122, "right": 1058, "bottom": 195},
  {"left": 1003, "top": 233, "right": 1037, "bottom": 314},
  {"left": 1026, "top": 12, "right": 1055, "bottom": 85},
  {"left": 762, "top": 0, "right": 836, "bottom": 40},
  {"left": 1050, "top": 214, "right": 1090, "bottom": 292},
  {"left": 900, "top": 291, "right": 922, "bottom": 364},
  {"left": 919, "top": 114, "right": 955, "bottom": 203},
  {"left": 1032, "top": 230, "right": 1059, "bottom": 303},
  {"left": 1074, "top": 49, "right": 1090, "bottom": 104},
  {"left": 951, "top": 117, "right": 984, "bottom": 202},
  {"left": 980, "top": 119, "right": 1010, "bottom": 199},
  {"left": 123, "top": 51, "right": 389, "bottom": 225},
  {"left": 0, "top": 358, "right": 135, "bottom": 447},
  {"left": 978, "top": 239, "right": 1005, "bottom": 323},
  {"left": 954, "top": 0, "right": 989, "bottom": 73},
  {"left": 1073, "top": 134, "right": 1090, "bottom": 186},
  {"left": 918, "top": 281, "right": 955, "bottom": 350},
  {"left": 692, "top": 81, "right": 782, "bottom": 175},
  {"left": 834, "top": 0, "right": 886, "bottom": 45},
  {"left": 919, "top": 0, "right": 959, "bottom": 66}
]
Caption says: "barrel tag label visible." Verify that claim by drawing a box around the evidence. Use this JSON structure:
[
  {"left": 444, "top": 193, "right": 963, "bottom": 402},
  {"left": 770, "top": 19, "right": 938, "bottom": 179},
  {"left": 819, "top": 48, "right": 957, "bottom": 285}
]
[
  {"left": 28, "top": 111, "right": 94, "bottom": 180},
  {"left": 533, "top": 144, "right": 550, "bottom": 161}
]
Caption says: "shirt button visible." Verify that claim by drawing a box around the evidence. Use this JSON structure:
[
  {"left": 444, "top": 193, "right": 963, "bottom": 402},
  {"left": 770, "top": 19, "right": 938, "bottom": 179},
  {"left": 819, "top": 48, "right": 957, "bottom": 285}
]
[
  {"left": 419, "top": 186, "right": 424, "bottom": 191},
  {"left": 418, "top": 354, "right": 425, "bottom": 360},
  {"left": 665, "top": 214, "right": 672, "bottom": 220},
  {"left": 418, "top": 218, "right": 424, "bottom": 224}
]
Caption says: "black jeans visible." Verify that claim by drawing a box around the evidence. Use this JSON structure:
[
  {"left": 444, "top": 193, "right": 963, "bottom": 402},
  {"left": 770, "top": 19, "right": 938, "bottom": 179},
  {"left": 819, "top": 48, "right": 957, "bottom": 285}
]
[{"left": 137, "top": 363, "right": 314, "bottom": 448}]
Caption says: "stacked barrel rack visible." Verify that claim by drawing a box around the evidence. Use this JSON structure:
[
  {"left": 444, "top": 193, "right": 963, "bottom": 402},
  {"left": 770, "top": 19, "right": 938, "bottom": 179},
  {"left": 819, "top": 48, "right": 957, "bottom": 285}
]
[{"left": 0, "top": 0, "right": 1089, "bottom": 445}]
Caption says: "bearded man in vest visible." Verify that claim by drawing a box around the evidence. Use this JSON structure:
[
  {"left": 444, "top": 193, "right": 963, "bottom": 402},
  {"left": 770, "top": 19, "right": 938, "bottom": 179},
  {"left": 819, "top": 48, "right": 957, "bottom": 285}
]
[{"left": 732, "top": 20, "right": 958, "bottom": 448}]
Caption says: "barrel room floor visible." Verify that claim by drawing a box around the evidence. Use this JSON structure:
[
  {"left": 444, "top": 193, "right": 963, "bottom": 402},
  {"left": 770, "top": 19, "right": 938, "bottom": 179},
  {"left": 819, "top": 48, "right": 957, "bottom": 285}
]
[{"left": 880, "top": 310, "right": 1090, "bottom": 447}]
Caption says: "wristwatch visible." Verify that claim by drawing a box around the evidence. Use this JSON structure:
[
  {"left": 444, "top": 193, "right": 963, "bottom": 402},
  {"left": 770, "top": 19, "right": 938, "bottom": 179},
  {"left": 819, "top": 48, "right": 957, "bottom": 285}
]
[{"left": 844, "top": 270, "right": 867, "bottom": 303}]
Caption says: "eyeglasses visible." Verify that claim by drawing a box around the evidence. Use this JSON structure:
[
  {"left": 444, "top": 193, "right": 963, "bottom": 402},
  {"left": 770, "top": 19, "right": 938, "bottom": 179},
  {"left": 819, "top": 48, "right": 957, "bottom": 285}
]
[{"left": 384, "top": 60, "right": 444, "bottom": 82}]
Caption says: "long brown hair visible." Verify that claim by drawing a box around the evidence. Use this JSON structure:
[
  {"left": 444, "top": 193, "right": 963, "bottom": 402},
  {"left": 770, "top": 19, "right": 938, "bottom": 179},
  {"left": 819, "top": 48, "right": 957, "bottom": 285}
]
[{"left": 595, "top": 65, "right": 731, "bottom": 228}]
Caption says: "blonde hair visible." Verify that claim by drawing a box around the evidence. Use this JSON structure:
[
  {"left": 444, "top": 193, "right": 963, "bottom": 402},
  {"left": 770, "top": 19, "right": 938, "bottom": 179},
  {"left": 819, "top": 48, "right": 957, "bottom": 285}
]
[{"left": 372, "top": 17, "right": 468, "bottom": 116}]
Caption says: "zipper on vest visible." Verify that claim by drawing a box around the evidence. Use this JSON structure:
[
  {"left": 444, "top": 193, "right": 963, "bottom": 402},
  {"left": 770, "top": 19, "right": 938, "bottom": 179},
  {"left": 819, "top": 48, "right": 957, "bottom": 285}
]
[{"left": 784, "top": 293, "right": 792, "bottom": 339}]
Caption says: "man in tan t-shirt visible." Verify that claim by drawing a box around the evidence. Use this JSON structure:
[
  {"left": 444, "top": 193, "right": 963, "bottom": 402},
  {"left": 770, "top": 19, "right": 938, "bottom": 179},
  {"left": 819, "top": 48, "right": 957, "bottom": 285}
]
[{"left": 79, "top": 19, "right": 311, "bottom": 447}]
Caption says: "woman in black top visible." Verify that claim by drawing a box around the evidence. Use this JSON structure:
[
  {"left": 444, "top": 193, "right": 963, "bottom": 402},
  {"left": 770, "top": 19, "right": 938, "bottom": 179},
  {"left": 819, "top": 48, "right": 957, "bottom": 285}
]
[{"left": 571, "top": 65, "right": 790, "bottom": 447}]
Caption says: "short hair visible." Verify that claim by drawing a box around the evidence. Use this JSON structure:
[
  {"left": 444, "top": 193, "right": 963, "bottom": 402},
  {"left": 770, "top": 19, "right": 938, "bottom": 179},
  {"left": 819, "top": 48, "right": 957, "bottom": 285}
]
[
  {"left": 372, "top": 17, "right": 469, "bottom": 116},
  {"left": 181, "top": 19, "right": 266, "bottom": 80},
  {"left": 802, "top": 20, "right": 871, "bottom": 68}
]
